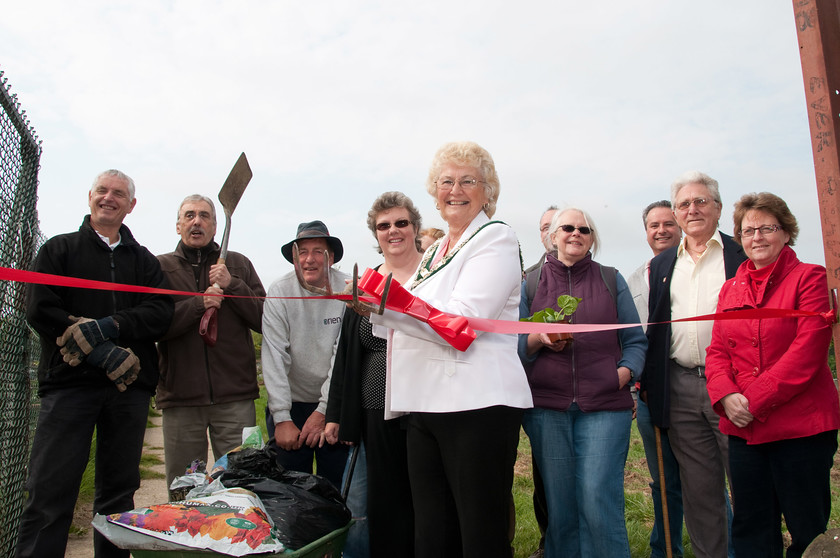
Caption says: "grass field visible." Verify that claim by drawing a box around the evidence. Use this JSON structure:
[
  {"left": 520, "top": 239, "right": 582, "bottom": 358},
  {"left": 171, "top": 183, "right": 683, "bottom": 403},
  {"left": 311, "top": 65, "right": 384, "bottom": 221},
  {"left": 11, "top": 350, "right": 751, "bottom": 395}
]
[
  {"left": 511, "top": 420, "right": 840, "bottom": 558},
  {"left": 73, "top": 382, "right": 840, "bottom": 557},
  {"left": 511, "top": 421, "right": 687, "bottom": 558}
]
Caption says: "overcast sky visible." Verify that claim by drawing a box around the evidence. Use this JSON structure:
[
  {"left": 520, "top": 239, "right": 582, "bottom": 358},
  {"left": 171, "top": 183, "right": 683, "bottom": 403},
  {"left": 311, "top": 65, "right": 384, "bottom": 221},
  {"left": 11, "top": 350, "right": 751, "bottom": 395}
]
[{"left": 1, "top": 1, "right": 824, "bottom": 286}]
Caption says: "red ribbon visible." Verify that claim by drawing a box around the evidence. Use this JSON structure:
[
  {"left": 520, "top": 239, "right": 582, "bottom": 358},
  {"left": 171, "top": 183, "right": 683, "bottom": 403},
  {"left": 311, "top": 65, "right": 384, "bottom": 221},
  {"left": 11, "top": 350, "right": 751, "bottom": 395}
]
[
  {"left": 357, "top": 268, "right": 476, "bottom": 351},
  {"left": 3, "top": 266, "right": 833, "bottom": 352},
  {"left": 0, "top": 267, "right": 349, "bottom": 301}
]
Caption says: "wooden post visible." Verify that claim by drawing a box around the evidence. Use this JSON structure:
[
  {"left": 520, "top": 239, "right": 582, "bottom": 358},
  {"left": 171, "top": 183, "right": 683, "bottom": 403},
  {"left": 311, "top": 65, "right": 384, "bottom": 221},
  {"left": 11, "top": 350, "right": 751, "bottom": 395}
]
[{"left": 794, "top": 0, "right": 840, "bottom": 360}]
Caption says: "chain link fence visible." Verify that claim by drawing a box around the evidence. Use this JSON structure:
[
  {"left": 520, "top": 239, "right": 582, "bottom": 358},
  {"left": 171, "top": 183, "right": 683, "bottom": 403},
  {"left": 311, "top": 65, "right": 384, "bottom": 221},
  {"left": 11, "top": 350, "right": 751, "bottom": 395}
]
[{"left": 0, "top": 68, "right": 43, "bottom": 556}]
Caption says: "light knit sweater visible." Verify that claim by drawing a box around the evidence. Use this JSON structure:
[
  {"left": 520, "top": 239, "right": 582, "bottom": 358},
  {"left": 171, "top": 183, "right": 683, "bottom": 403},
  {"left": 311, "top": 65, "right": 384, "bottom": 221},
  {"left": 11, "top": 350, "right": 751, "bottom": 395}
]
[{"left": 261, "top": 269, "right": 349, "bottom": 423}]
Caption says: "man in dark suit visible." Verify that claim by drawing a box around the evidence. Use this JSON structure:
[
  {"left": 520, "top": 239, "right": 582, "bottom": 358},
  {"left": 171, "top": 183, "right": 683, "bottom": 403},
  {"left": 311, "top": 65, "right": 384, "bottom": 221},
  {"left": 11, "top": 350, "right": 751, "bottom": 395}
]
[{"left": 641, "top": 171, "right": 746, "bottom": 558}]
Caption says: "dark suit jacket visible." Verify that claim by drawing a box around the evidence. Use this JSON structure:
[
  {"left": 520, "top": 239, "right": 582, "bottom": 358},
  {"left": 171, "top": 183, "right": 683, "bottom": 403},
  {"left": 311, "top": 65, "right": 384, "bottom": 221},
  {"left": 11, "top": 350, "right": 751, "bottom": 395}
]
[{"left": 640, "top": 232, "right": 746, "bottom": 428}]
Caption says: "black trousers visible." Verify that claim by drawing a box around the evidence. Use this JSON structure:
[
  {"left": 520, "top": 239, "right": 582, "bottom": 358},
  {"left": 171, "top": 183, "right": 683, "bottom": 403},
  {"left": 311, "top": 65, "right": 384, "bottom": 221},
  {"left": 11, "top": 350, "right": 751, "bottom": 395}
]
[
  {"left": 363, "top": 409, "right": 414, "bottom": 558},
  {"left": 407, "top": 405, "right": 523, "bottom": 558},
  {"left": 728, "top": 430, "right": 838, "bottom": 558},
  {"left": 16, "top": 384, "right": 150, "bottom": 558}
]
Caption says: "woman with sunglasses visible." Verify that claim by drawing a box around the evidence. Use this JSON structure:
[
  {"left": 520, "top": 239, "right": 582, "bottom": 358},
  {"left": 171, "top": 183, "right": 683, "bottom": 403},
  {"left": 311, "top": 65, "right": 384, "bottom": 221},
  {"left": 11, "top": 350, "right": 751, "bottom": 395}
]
[
  {"left": 705, "top": 192, "right": 839, "bottom": 558},
  {"left": 324, "top": 191, "right": 424, "bottom": 557},
  {"left": 519, "top": 207, "right": 647, "bottom": 557}
]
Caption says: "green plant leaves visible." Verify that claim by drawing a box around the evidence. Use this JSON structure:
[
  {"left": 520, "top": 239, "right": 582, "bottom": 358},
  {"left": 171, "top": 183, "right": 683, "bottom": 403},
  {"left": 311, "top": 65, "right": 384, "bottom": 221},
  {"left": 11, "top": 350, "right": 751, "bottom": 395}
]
[{"left": 521, "top": 295, "right": 582, "bottom": 323}]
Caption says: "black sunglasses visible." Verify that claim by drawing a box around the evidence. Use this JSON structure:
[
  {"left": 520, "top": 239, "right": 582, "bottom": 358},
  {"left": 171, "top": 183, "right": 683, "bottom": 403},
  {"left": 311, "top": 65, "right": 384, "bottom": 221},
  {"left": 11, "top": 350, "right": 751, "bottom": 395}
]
[
  {"left": 559, "top": 224, "right": 592, "bottom": 235},
  {"left": 376, "top": 219, "right": 412, "bottom": 231}
]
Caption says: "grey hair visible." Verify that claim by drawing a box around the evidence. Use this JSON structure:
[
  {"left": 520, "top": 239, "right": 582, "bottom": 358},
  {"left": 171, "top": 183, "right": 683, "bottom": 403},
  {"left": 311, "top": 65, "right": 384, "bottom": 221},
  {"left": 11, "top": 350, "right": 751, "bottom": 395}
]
[
  {"left": 670, "top": 170, "right": 721, "bottom": 206},
  {"left": 177, "top": 194, "right": 217, "bottom": 222},
  {"left": 549, "top": 207, "right": 601, "bottom": 256},
  {"left": 92, "top": 169, "right": 136, "bottom": 201}
]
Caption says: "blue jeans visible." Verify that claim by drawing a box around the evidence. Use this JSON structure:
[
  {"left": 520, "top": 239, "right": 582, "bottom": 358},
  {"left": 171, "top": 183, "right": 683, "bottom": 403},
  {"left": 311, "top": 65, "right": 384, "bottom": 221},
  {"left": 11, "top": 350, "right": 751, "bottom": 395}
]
[
  {"left": 342, "top": 443, "right": 370, "bottom": 558},
  {"left": 636, "top": 397, "right": 684, "bottom": 558},
  {"left": 523, "top": 405, "right": 632, "bottom": 558}
]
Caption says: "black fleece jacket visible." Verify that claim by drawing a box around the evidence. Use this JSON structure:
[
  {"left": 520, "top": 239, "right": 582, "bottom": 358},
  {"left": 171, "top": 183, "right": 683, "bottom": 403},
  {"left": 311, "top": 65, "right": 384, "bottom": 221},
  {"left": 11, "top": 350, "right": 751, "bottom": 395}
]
[{"left": 26, "top": 216, "right": 174, "bottom": 394}]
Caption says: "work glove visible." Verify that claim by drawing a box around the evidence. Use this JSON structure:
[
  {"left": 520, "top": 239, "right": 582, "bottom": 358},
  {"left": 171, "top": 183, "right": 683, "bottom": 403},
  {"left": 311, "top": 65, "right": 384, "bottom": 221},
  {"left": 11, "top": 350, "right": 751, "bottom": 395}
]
[
  {"left": 58, "top": 336, "right": 85, "bottom": 366},
  {"left": 87, "top": 340, "right": 141, "bottom": 392},
  {"left": 56, "top": 316, "right": 119, "bottom": 361},
  {"left": 57, "top": 317, "right": 91, "bottom": 366}
]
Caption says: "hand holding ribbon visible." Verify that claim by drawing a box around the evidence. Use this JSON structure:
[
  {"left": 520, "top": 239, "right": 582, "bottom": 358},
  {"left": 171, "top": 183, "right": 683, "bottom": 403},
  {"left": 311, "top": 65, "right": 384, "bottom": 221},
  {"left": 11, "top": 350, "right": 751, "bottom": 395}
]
[{"left": 357, "top": 268, "right": 477, "bottom": 351}]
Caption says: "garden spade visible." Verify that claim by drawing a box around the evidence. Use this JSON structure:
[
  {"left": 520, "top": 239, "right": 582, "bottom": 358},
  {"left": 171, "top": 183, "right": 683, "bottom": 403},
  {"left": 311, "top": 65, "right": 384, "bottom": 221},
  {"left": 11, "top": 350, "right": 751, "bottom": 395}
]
[{"left": 199, "top": 152, "right": 252, "bottom": 346}]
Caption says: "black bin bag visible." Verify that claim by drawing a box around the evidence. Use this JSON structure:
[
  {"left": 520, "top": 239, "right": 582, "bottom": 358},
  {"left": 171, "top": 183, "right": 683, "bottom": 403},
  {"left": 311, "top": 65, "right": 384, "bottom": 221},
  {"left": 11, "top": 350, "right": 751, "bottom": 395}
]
[{"left": 217, "top": 446, "right": 351, "bottom": 550}]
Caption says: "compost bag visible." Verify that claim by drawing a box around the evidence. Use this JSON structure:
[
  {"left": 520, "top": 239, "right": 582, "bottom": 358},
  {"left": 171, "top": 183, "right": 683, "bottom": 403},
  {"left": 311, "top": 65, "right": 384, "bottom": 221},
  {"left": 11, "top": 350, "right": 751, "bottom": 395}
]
[{"left": 217, "top": 446, "right": 351, "bottom": 550}]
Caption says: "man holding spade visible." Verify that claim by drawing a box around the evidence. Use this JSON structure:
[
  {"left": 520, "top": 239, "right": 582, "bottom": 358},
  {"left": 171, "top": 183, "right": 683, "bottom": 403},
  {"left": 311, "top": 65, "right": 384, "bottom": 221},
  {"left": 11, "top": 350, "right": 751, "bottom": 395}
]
[{"left": 155, "top": 194, "right": 265, "bottom": 488}]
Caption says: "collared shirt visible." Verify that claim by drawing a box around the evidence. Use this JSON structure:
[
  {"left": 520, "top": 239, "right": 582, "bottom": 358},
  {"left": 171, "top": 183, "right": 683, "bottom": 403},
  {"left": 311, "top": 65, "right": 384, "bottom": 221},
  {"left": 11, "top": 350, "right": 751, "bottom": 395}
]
[
  {"left": 95, "top": 230, "right": 122, "bottom": 250},
  {"left": 669, "top": 230, "right": 726, "bottom": 368}
]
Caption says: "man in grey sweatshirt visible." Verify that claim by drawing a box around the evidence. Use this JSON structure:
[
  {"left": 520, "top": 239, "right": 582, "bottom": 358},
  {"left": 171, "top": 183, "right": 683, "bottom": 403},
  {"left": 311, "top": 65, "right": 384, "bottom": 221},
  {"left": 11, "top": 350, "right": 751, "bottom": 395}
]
[{"left": 262, "top": 220, "right": 349, "bottom": 488}]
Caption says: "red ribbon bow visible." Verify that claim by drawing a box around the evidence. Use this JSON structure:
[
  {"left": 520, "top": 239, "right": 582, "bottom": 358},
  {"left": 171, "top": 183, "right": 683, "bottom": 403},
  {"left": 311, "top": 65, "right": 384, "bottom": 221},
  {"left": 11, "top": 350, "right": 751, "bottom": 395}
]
[{"left": 357, "top": 268, "right": 477, "bottom": 351}]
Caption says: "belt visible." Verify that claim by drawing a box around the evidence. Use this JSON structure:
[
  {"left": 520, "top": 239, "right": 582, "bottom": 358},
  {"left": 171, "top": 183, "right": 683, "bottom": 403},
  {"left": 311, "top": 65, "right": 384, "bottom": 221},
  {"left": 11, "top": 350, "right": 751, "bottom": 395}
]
[{"left": 672, "top": 360, "right": 706, "bottom": 378}]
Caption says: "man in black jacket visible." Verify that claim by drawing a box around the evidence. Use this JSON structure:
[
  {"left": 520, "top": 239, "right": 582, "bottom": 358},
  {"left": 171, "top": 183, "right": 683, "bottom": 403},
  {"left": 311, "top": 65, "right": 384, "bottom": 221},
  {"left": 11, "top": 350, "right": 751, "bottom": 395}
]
[
  {"left": 17, "top": 170, "right": 174, "bottom": 558},
  {"left": 640, "top": 171, "right": 745, "bottom": 558}
]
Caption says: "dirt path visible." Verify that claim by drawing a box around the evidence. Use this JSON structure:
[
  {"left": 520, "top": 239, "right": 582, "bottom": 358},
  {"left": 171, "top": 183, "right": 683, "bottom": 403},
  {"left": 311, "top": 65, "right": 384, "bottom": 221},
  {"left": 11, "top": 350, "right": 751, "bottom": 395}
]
[{"left": 65, "top": 414, "right": 171, "bottom": 557}]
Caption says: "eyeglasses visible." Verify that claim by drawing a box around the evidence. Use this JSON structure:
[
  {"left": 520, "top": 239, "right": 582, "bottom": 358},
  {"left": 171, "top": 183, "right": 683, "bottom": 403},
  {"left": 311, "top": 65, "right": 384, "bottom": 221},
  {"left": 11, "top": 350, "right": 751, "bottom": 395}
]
[
  {"left": 559, "top": 225, "right": 592, "bottom": 235},
  {"left": 738, "top": 224, "right": 782, "bottom": 238},
  {"left": 676, "top": 197, "right": 711, "bottom": 211},
  {"left": 436, "top": 178, "right": 485, "bottom": 191},
  {"left": 375, "top": 219, "right": 412, "bottom": 231}
]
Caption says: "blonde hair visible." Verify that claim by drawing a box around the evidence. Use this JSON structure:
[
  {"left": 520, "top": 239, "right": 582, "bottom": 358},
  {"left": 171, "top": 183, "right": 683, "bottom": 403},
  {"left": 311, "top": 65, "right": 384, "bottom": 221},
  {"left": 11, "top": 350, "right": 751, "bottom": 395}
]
[
  {"left": 425, "top": 141, "right": 500, "bottom": 218},
  {"left": 419, "top": 227, "right": 444, "bottom": 240}
]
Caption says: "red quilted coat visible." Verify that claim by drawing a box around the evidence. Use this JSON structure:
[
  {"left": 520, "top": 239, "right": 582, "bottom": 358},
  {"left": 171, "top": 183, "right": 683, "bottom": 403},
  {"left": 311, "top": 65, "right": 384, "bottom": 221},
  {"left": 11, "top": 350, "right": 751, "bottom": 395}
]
[{"left": 705, "top": 245, "right": 840, "bottom": 444}]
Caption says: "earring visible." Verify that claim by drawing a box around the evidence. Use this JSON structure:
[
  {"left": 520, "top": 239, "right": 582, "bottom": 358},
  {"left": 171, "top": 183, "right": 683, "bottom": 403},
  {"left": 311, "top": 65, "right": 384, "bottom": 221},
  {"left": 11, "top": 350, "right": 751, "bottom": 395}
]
[
  {"left": 435, "top": 203, "right": 440, "bottom": 210},
  {"left": 483, "top": 202, "right": 490, "bottom": 210}
]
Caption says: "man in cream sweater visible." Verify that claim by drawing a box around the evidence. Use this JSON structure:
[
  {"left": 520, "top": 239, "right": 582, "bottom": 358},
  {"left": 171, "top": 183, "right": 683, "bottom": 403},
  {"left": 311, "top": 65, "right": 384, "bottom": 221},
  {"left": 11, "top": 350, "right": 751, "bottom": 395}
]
[{"left": 262, "top": 220, "right": 349, "bottom": 488}]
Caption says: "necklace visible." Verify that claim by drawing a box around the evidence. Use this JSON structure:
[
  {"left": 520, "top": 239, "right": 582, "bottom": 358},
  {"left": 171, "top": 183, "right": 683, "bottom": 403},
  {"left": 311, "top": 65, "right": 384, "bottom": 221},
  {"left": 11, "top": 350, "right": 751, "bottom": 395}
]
[
  {"left": 412, "top": 221, "right": 506, "bottom": 289},
  {"left": 685, "top": 243, "right": 707, "bottom": 255}
]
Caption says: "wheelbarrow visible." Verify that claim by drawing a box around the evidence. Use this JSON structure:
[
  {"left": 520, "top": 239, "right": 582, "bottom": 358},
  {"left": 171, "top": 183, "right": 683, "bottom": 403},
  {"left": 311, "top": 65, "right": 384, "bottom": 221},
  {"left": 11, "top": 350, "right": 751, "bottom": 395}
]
[
  {"left": 99, "top": 445, "right": 361, "bottom": 558},
  {"left": 125, "top": 523, "right": 353, "bottom": 558}
]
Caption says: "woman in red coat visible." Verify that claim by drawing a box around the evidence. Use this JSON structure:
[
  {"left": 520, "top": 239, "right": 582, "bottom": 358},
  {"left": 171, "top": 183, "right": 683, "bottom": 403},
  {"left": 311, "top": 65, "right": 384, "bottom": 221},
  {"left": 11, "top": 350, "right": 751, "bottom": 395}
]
[{"left": 705, "top": 192, "right": 840, "bottom": 558}]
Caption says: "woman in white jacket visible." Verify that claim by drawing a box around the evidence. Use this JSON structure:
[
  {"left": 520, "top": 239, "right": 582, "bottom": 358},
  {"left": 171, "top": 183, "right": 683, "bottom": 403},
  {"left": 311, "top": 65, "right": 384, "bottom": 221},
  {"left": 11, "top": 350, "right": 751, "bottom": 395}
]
[{"left": 371, "top": 141, "right": 532, "bottom": 558}]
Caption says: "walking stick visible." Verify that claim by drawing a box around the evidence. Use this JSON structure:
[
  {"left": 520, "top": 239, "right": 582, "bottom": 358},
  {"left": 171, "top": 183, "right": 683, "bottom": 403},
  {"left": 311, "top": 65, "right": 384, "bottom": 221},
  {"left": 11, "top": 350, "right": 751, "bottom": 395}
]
[{"left": 655, "top": 424, "right": 673, "bottom": 558}]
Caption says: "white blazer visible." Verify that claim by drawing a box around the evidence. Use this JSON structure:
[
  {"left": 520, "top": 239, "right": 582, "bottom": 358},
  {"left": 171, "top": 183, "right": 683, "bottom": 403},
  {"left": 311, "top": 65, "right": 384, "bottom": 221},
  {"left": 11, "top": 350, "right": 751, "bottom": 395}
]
[{"left": 371, "top": 212, "right": 534, "bottom": 417}]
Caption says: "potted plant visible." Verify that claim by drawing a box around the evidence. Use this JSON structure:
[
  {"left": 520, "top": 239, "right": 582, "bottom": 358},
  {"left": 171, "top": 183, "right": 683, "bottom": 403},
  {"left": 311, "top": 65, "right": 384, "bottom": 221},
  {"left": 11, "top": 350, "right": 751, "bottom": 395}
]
[{"left": 520, "top": 295, "right": 582, "bottom": 342}]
